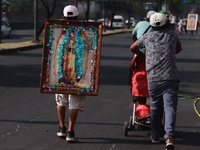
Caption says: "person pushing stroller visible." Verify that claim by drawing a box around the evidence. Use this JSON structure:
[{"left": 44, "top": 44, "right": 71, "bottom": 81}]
[{"left": 124, "top": 11, "right": 156, "bottom": 135}]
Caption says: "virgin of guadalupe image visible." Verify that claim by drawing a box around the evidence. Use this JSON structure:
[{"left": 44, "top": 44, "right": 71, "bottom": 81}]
[{"left": 55, "top": 29, "right": 85, "bottom": 87}]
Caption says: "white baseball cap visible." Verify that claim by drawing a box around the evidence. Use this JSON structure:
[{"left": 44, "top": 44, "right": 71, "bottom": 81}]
[
  {"left": 63, "top": 5, "right": 79, "bottom": 17},
  {"left": 150, "top": 13, "right": 166, "bottom": 27},
  {"left": 146, "top": 10, "right": 156, "bottom": 18}
]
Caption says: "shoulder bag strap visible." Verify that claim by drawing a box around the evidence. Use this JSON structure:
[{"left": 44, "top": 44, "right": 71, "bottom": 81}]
[{"left": 143, "top": 25, "right": 151, "bottom": 35}]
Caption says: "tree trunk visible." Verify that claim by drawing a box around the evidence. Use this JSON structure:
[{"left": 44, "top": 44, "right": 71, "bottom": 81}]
[
  {"left": 85, "top": 0, "right": 90, "bottom": 21},
  {"left": 37, "top": 0, "right": 56, "bottom": 39}
]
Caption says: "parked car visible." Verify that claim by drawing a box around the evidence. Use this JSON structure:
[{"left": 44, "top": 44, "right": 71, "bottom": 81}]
[
  {"left": 88, "top": 19, "right": 95, "bottom": 22},
  {"left": 125, "top": 17, "right": 136, "bottom": 27},
  {"left": 97, "top": 18, "right": 111, "bottom": 27},
  {"left": 1, "top": 20, "right": 11, "bottom": 38},
  {"left": 112, "top": 15, "right": 126, "bottom": 28}
]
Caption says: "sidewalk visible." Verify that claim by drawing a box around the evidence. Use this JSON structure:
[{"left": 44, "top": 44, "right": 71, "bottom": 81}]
[{"left": 0, "top": 28, "right": 133, "bottom": 54}]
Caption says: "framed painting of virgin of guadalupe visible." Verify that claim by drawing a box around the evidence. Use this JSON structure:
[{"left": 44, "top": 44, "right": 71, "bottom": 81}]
[
  {"left": 40, "top": 19, "right": 102, "bottom": 95},
  {"left": 187, "top": 14, "right": 198, "bottom": 31}
]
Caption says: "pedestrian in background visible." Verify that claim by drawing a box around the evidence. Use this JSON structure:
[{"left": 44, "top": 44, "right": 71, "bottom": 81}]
[
  {"left": 130, "top": 13, "right": 182, "bottom": 150},
  {"left": 55, "top": 5, "right": 86, "bottom": 143},
  {"left": 169, "top": 12, "right": 176, "bottom": 31},
  {"left": 164, "top": 12, "right": 176, "bottom": 31},
  {"left": 182, "top": 18, "right": 187, "bottom": 33},
  {"left": 178, "top": 19, "right": 183, "bottom": 34},
  {"left": 132, "top": 10, "right": 156, "bottom": 42}
]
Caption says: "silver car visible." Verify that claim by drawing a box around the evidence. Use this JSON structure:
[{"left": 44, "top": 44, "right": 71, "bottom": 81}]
[{"left": 112, "top": 15, "right": 126, "bottom": 28}]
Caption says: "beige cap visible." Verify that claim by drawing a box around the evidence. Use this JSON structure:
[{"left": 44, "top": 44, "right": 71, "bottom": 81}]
[{"left": 150, "top": 13, "right": 166, "bottom": 27}]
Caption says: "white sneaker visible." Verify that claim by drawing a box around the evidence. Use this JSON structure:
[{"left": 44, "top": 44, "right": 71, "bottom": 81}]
[{"left": 57, "top": 126, "right": 66, "bottom": 137}]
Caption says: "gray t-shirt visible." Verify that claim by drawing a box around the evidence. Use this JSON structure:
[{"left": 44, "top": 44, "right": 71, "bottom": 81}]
[{"left": 136, "top": 29, "right": 181, "bottom": 82}]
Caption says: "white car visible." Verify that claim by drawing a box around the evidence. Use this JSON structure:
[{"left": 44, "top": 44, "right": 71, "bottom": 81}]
[
  {"left": 112, "top": 15, "right": 126, "bottom": 28},
  {"left": 1, "top": 20, "right": 11, "bottom": 38}
]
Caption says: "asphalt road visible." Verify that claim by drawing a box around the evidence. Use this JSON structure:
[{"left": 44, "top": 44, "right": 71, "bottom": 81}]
[{"left": 0, "top": 32, "right": 200, "bottom": 150}]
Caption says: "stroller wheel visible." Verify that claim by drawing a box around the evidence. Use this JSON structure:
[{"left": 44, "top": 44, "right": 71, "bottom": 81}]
[{"left": 124, "top": 121, "right": 129, "bottom": 136}]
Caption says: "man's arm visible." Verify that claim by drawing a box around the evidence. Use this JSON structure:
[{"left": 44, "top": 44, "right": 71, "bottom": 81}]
[
  {"left": 132, "top": 34, "right": 137, "bottom": 42},
  {"left": 130, "top": 42, "right": 144, "bottom": 55}
]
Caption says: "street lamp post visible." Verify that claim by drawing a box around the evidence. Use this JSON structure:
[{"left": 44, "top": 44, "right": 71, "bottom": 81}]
[
  {"left": 0, "top": 0, "right": 2, "bottom": 43},
  {"left": 34, "top": 0, "right": 39, "bottom": 42},
  {"left": 138, "top": 0, "right": 143, "bottom": 21},
  {"left": 75, "top": 0, "right": 78, "bottom": 7},
  {"left": 102, "top": 0, "right": 106, "bottom": 32}
]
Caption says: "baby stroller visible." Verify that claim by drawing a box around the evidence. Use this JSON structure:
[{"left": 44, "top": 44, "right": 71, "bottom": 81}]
[
  {"left": 124, "top": 53, "right": 151, "bottom": 136},
  {"left": 124, "top": 98, "right": 151, "bottom": 136}
]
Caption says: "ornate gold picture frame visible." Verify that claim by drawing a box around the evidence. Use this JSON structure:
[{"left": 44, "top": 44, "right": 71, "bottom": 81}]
[
  {"left": 40, "top": 19, "right": 102, "bottom": 95},
  {"left": 187, "top": 14, "right": 198, "bottom": 31}
]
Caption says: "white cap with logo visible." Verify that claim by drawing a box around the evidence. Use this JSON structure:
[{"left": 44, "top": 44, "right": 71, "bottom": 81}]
[
  {"left": 63, "top": 5, "right": 79, "bottom": 17},
  {"left": 150, "top": 13, "right": 166, "bottom": 27}
]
